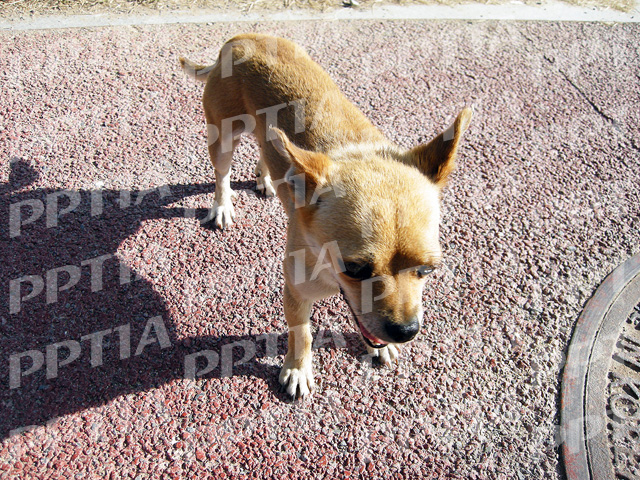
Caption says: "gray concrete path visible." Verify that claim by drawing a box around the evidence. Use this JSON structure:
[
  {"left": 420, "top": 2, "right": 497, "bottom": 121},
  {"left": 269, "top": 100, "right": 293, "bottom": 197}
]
[{"left": 1, "top": 1, "right": 639, "bottom": 31}]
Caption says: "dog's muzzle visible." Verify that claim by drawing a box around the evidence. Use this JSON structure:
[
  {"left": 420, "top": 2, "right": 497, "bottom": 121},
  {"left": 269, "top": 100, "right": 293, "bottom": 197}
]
[{"left": 339, "top": 287, "right": 388, "bottom": 349}]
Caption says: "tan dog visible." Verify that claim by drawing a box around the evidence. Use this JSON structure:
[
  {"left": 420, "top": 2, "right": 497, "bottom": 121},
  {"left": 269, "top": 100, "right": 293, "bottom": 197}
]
[{"left": 180, "top": 34, "right": 471, "bottom": 398}]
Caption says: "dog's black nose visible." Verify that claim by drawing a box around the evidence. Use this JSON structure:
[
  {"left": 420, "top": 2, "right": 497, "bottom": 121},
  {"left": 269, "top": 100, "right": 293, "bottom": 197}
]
[{"left": 385, "top": 318, "right": 420, "bottom": 343}]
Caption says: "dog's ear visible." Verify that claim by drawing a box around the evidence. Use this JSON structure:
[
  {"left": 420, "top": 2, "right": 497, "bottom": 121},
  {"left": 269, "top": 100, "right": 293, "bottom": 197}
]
[
  {"left": 408, "top": 107, "right": 472, "bottom": 187},
  {"left": 270, "top": 127, "right": 332, "bottom": 186}
]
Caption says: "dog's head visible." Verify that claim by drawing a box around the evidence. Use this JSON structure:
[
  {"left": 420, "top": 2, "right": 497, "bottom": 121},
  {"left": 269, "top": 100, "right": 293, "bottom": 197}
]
[{"left": 272, "top": 108, "right": 472, "bottom": 349}]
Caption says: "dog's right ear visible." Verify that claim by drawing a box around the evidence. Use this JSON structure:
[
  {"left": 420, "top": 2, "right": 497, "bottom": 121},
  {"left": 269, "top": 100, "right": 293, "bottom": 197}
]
[
  {"left": 408, "top": 107, "right": 473, "bottom": 188},
  {"left": 270, "top": 127, "right": 332, "bottom": 187}
]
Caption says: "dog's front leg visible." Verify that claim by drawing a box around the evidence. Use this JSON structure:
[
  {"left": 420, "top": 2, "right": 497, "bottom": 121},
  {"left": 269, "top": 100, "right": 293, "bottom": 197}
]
[
  {"left": 279, "top": 284, "right": 314, "bottom": 398},
  {"left": 366, "top": 343, "right": 400, "bottom": 366}
]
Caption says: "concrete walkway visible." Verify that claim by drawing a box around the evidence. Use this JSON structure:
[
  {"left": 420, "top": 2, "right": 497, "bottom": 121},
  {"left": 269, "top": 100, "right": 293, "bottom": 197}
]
[{"left": 1, "top": 1, "right": 639, "bottom": 30}]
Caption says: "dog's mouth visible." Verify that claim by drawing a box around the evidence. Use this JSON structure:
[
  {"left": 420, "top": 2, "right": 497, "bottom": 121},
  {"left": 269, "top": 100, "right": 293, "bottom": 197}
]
[{"left": 340, "top": 288, "right": 388, "bottom": 349}]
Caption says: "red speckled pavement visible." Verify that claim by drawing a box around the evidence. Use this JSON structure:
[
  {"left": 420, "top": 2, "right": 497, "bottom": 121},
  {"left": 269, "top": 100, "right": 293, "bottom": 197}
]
[{"left": 0, "top": 19, "right": 639, "bottom": 479}]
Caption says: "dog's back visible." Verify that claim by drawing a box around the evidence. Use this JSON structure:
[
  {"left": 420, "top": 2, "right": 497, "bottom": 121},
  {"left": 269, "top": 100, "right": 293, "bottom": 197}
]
[{"left": 183, "top": 34, "right": 386, "bottom": 160}]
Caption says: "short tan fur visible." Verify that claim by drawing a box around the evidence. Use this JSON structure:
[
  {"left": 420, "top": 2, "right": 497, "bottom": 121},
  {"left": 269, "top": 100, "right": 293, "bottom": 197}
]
[{"left": 180, "top": 33, "right": 472, "bottom": 398}]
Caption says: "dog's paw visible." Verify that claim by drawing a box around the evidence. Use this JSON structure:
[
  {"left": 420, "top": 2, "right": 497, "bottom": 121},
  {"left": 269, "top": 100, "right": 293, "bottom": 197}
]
[
  {"left": 367, "top": 343, "right": 399, "bottom": 367},
  {"left": 256, "top": 171, "right": 276, "bottom": 197},
  {"left": 201, "top": 201, "right": 236, "bottom": 229},
  {"left": 214, "top": 203, "right": 236, "bottom": 229},
  {"left": 279, "top": 359, "right": 314, "bottom": 398}
]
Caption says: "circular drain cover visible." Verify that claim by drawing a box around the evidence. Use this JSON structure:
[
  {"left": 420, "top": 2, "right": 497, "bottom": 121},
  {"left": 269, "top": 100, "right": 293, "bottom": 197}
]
[{"left": 562, "top": 254, "right": 640, "bottom": 480}]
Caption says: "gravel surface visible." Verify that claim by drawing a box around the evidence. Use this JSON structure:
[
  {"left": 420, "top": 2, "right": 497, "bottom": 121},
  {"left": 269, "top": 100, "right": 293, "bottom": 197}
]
[{"left": 0, "top": 20, "right": 639, "bottom": 479}]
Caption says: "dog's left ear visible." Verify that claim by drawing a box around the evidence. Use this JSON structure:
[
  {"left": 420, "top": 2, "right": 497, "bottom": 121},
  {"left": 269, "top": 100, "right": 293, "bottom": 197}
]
[
  {"left": 270, "top": 127, "right": 332, "bottom": 187},
  {"left": 408, "top": 107, "right": 473, "bottom": 187}
]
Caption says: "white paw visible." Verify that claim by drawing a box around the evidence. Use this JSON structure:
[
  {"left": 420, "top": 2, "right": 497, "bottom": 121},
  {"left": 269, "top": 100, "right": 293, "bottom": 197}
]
[
  {"left": 263, "top": 178, "right": 276, "bottom": 197},
  {"left": 366, "top": 343, "right": 399, "bottom": 366},
  {"left": 201, "top": 201, "right": 235, "bottom": 229},
  {"left": 214, "top": 203, "right": 235, "bottom": 229},
  {"left": 256, "top": 171, "right": 276, "bottom": 197},
  {"left": 279, "top": 359, "right": 314, "bottom": 398}
]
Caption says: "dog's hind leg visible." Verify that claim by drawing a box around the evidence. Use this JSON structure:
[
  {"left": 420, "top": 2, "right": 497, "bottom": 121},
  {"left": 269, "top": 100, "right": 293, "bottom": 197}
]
[
  {"left": 201, "top": 120, "right": 240, "bottom": 229},
  {"left": 254, "top": 153, "right": 276, "bottom": 197}
]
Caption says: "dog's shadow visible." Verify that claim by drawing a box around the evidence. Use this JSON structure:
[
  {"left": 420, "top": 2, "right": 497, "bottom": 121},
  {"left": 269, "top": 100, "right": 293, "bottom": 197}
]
[{"left": 0, "top": 159, "right": 368, "bottom": 440}]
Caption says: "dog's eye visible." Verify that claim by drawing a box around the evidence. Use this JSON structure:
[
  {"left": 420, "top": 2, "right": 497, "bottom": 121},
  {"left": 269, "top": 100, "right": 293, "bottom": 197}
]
[
  {"left": 416, "top": 266, "right": 435, "bottom": 278},
  {"left": 342, "top": 261, "right": 373, "bottom": 281}
]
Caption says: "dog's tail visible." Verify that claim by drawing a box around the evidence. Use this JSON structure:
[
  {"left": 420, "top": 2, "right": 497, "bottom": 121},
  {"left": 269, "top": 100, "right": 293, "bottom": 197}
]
[{"left": 179, "top": 56, "right": 216, "bottom": 82}]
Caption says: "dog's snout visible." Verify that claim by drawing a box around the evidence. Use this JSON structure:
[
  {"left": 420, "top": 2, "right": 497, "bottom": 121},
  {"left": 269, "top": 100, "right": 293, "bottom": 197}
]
[{"left": 384, "top": 318, "right": 420, "bottom": 343}]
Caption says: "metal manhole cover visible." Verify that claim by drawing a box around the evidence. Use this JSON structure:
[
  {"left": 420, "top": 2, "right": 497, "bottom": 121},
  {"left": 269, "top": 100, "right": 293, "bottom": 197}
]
[{"left": 562, "top": 254, "right": 640, "bottom": 480}]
